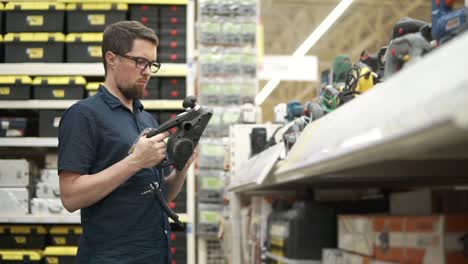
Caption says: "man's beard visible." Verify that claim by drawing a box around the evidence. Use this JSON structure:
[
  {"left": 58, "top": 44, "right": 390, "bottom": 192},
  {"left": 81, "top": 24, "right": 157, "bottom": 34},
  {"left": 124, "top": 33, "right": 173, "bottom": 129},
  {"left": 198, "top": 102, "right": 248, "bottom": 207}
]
[{"left": 117, "top": 83, "right": 143, "bottom": 100}]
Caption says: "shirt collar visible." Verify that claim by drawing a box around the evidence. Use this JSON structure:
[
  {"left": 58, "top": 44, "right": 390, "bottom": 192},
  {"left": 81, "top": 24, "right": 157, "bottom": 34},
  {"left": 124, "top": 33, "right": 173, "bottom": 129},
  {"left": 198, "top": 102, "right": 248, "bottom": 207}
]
[{"left": 98, "top": 85, "right": 144, "bottom": 112}]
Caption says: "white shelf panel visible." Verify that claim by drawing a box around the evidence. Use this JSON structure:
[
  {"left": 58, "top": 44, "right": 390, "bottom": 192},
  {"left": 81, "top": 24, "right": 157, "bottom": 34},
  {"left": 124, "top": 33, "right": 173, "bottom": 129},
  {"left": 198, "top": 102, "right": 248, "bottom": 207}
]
[
  {"left": 0, "top": 63, "right": 187, "bottom": 77},
  {"left": 0, "top": 137, "right": 58, "bottom": 147},
  {"left": 0, "top": 99, "right": 183, "bottom": 110},
  {"left": 0, "top": 214, "right": 81, "bottom": 224},
  {"left": 0, "top": 213, "right": 188, "bottom": 224}
]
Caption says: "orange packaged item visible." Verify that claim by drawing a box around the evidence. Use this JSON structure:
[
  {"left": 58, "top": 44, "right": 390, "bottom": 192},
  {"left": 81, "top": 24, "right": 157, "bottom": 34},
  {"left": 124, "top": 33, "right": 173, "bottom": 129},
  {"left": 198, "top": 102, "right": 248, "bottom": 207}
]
[{"left": 339, "top": 214, "right": 468, "bottom": 264}]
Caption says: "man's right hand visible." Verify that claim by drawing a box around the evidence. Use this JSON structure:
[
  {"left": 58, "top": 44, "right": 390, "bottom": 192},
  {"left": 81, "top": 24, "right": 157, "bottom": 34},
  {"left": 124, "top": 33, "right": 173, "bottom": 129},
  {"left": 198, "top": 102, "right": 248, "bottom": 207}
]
[{"left": 129, "top": 132, "right": 169, "bottom": 169}]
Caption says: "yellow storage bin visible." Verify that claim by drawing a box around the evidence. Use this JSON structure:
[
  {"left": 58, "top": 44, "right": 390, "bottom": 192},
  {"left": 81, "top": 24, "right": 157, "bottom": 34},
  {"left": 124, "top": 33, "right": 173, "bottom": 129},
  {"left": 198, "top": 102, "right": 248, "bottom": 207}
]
[
  {"left": 4, "top": 33, "right": 65, "bottom": 62},
  {"left": 5, "top": 2, "right": 65, "bottom": 32}
]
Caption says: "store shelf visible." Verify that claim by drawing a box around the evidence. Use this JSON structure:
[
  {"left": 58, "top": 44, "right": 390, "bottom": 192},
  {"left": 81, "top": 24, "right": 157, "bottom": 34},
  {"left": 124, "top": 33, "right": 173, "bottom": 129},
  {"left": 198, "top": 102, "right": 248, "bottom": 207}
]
[
  {"left": 0, "top": 213, "right": 188, "bottom": 224},
  {"left": 0, "top": 63, "right": 187, "bottom": 77},
  {"left": 0, "top": 138, "right": 58, "bottom": 147},
  {"left": 231, "top": 32, "right": 468, "bottom": 193},
  {"left": 265, "top": 252, "right": 319, "bottom": 264},
  {"left": 0, "top": 99, "right": 183, "bottom": 110},
  {"left": 58, "top": 0, "right": 188, "bottom": 4}
]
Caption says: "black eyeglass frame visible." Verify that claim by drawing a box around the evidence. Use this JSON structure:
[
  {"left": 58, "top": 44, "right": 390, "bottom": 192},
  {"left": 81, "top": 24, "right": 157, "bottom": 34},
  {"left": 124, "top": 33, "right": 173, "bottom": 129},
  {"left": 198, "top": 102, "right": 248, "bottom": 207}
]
[{"left": 116, "top": 53, "right": 161, "bottom": 73}]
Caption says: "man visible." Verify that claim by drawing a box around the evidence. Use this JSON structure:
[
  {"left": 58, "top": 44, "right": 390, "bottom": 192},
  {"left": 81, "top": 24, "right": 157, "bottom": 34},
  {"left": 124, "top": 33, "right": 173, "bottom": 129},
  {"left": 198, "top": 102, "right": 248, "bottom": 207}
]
[{"left": 58, "top": 21, "right": 191, "bottom": 263}]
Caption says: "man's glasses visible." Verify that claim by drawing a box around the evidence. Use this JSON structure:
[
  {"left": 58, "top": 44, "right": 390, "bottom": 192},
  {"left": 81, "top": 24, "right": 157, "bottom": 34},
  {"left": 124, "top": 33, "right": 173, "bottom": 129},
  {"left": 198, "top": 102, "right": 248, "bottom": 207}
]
[{"left": 116, "top": 53, "right": 161, "bottom": 73}]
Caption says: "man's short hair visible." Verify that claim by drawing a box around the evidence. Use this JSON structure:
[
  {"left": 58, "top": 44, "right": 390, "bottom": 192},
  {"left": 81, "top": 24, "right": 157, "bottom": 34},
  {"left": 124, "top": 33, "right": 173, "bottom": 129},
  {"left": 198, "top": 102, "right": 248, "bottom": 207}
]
[{"left": 102, "top": 21, "right": 159, "bottom": 75}]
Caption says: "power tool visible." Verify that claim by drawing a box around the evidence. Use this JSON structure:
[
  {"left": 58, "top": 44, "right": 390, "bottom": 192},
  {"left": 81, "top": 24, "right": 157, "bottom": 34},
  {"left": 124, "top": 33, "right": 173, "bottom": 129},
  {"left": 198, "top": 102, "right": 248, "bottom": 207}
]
[
  {"left": 432, "top": 0, "right": 468, "bottom": 44},
  {"left": 286, "top": 101, "right": 303, "bottom": 122},
  {"left": 383, "top": 33, "right": 432, "bottom": 80},
  {"left": 130, "top": 96, "right": 213, "bottom": 170},
  {"left": 139, "top": 96, "right": 212, "bottom": 227},
  {"left": 338, "top": 62, "right": 378, "bottom": 105},
  {"left": 392, "top": 17, "right": 432, "bottom": 41},
  {"left": 320, "top": 84, "right": 341, "bottom": 113},
  {"left": 332, "top": 55, "right": 352, "bottom": 85},
  {"left": 303, "top": 101, "right": 324, "bottom": 122}
]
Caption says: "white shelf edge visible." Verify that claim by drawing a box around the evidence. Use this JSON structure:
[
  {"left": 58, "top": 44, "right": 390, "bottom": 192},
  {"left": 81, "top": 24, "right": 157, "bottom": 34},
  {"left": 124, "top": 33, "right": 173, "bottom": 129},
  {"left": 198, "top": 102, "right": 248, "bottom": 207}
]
[
  {"left": 0, "top": 63, "right": 187, "bottom": 77},
  {"left": 0, "top": 137, "right": 58, "bottom": 147},
  {"left": 0, "top": 213, "right": 188, "bottom": 224},
  {"left": 0, "top": 99, "right": 183, "bottom": 110}
]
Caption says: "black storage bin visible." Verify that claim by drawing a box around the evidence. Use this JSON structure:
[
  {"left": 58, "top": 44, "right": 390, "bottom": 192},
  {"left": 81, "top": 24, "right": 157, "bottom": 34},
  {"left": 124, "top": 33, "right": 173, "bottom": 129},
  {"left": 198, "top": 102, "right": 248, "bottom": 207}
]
[
  {"left": 143, "top": 77, "right": 159, "bottom": 99},
  {"left": 159, "top": 51, "right": 186, "bottom": 63},
  {"left": 160, "top": 5, "right": 186, "bottom": 16},
  {"left": 160, "top": 28, "right": 186, "bottom": 37},
  {"left": 33, "top": 76, "right": 86, "bottom": 100},
  {"left": 39, "top": 110, "right": 63, "bottom": 138},
  {"left": 171, "top": 192, "right": 187, "bottom": 213},
  {"left": 0, "top": 250, "right": 42, "bottom": 264},
  {"left": 5, "top": 2, "right": 65, "bottom": 32},
  {"left": 130, "top": 5, "right": 159, "bottom": 33},
  {"left": 0, "top": 117, "right": 27, "bottom": 137},
  {"left": 66, "top": 33, "right": 102, "bottom": 62},
  {"left": 0, "top": 225, "right": 47, "bottom": 249},
  {"left": 48, "top": 226, "right": 82, "bottom": 246},
  {"left": 170, "top": 231, "right": 187, "bottom": 247},
  {"left": 0, "top": 76, "right": 32, "bottom": 100},
  {"left": 171, "top": 246, "right": 187, "bottom": 261},
  {"left": 85, "top": 82, "right": 100, "bottom": 97},
  {"left": 160, "top": 39, "right": 186, "bottom": 53},
  {"left": 44, "top": 247, "right": 76, "bottom": 264},
  {"left": 160, "top": 77, "right": 186, "bottom": 100},
  {"left": 66, "top": 3, "right": 128, "bottom": 32},
  {"left": 4, "top": 33, "right": 65, "bottom": 63}
]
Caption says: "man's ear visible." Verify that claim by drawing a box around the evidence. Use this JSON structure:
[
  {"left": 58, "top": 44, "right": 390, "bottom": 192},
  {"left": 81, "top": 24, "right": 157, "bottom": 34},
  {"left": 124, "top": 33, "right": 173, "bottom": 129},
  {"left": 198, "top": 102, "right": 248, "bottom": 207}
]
[{"left": 105, "top": 51, "right": 117, "bottom": 68}]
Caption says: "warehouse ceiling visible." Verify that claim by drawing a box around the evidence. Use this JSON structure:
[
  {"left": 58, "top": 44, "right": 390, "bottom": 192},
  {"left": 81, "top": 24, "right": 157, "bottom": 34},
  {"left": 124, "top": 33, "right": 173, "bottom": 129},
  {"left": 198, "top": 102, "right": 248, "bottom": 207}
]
[{"left": 259, "top": 0, "right": 463, "bottom": 122}]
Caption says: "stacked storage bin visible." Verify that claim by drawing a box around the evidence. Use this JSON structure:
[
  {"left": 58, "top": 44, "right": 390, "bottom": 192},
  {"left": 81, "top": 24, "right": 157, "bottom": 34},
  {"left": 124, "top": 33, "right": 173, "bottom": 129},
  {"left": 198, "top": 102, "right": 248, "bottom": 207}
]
[
  {"left": 159, "top": 5, "right": 187, "bottom": 63},
  {"left": 0, "top": 76, "right": 31, "bottom": 137},
  {"left": 4, "top": 2, "right": 66, "bottom": 63}
]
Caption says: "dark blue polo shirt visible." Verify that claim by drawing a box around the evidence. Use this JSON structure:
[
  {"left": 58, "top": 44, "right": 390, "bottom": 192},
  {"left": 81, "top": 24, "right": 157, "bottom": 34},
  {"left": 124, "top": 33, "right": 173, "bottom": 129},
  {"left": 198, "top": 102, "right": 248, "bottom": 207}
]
[{"left": 58, "top": 85, "right": 172, "bottom": 264}]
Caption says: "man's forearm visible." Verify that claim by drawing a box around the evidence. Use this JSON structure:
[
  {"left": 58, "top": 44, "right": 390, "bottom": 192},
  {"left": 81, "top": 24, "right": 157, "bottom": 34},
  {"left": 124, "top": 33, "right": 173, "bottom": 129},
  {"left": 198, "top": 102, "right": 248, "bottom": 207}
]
[
  {"left": 165, "top": 169, "right": 187, "bottom": 202},
  {"left": 60, "top": 155, "right": 141, "bottom": 212}
]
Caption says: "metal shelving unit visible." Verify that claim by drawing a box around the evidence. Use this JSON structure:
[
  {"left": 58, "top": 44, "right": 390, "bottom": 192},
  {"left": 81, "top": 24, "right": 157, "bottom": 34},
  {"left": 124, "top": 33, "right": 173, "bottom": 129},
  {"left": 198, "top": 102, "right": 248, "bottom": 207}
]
[
  {"left": 0, "top": 1, "right": 196, "bottom": 263},
  {"left": 227, "top": 32, "right": 468, "bottom": 263},
  {"left": 229, "top": 31, "right": 468, "bottom": 194}
]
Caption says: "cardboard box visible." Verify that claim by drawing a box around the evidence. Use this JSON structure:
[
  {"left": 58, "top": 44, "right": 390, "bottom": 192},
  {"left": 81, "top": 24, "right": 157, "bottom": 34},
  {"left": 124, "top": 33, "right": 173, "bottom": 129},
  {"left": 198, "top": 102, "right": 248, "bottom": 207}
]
[
  {"left": 31, "top": 198, "right": 79, "bottom": 216},
  {"left": 323, "top": 249, "right": 398, "bottom": 264},
  {"left": 0, "top": 187, "right": 29, "bottom": 214},
  {"left": 338, "top": 215, "right": 468, "bottom": 264},
  {"left": 36, "top": 182, "right": 60, "bottom": 198},
  {"left": 45, "top": 155, "right": 58, "bottom": 169},
  {"left": 391, "top": 189, "right": 468, "bottom": 215},
  {"left": 0, "top": 159, "right": 31, "bottom": 187}
]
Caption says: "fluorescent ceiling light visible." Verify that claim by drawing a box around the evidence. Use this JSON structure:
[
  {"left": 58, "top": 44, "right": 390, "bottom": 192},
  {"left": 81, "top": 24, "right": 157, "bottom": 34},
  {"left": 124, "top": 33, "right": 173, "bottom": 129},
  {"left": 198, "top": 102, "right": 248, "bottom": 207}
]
[{"left": 255, "top": 0, "right": 354, "bottom": 105}]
